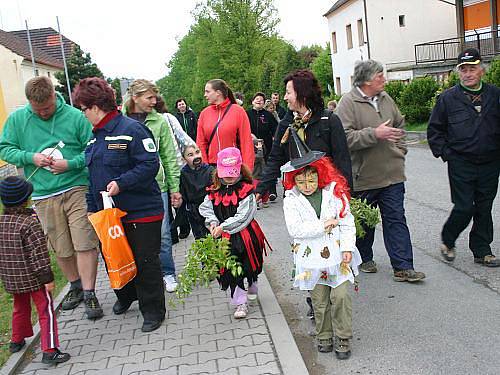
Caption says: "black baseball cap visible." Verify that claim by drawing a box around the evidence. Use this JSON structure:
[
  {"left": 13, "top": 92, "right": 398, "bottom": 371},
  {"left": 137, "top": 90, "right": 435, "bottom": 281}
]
[{"left": 457, "top": 48, "right": 481, "bottom": 67}]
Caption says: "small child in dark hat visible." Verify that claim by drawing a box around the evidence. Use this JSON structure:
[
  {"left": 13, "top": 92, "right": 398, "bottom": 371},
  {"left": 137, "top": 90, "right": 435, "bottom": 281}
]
[{"left": 0, "top": 176, "right": 70, "bottom": 364}]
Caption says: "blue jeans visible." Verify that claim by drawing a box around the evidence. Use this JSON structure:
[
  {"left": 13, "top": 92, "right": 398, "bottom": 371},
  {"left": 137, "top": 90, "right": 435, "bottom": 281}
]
[
  {"left": 160, "top": 192, "right": 175, "bottom": 276},
  {"left": 353, "top": 182, "right": 414, "bottom": 271}
]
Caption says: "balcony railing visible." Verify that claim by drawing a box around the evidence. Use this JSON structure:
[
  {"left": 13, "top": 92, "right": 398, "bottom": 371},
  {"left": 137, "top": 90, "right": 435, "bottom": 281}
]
[{"left": 415, "top": 30, "right": 499, "bottom": 65}]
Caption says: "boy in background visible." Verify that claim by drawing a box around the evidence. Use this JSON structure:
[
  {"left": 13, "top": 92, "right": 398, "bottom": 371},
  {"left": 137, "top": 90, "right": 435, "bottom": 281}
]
[{"left": 179, "top": 144, "right": 215, "bottom": 239}]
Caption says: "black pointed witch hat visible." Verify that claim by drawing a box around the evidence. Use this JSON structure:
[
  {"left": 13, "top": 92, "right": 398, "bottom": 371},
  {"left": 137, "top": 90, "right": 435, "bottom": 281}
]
[{"left": 280, "top": 126, "right": 325, "bottom": 173}]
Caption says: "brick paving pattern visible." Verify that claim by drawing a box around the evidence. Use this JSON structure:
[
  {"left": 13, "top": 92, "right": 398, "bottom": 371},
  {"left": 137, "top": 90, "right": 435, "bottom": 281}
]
[{"left": 16, "top": 237, "right": 282, "bottom": 375}]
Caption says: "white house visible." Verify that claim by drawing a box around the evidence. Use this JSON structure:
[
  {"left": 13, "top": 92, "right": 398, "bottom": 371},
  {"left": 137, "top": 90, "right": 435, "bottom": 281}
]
[{"left": 324, "top": 0, "right": 458, "bottom": 94}]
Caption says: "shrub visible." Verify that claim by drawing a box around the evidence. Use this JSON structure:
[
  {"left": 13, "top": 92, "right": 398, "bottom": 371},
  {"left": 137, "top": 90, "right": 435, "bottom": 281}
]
[
  {"left": 384, "top": 80, "right": 406, "bottom": 105},
  {"left": 441, "top": 71, "right": 459, "bottom": 90},
  {"left": 399, "top": 76, "right": 439, "bottom": 124},
  {"left": 484, "top": 58, "right": 500, "bottom": 87}
]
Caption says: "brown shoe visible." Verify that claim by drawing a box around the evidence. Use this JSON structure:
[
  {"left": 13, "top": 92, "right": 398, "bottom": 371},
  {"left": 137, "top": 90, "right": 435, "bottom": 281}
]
[
  {"left": 393, "top": 269, "right": 426, "bottom": 282},
  {"left": 317, "top": 338, "right": 333, "bottom": 353},
  {"left": 440, "top": 244, "right": 456, "bottom": 262},
  {"left": 474, "top": 255, "right": 500, "bottom": 267},
  {"left": 359, "top": 260, "right": 377, "bottom": 273},
  {"left": 334, "top": 337, "right": 351, "bottom": 360}
]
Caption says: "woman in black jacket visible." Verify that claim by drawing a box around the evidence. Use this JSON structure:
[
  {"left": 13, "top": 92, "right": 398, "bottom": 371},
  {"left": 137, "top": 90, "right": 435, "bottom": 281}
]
[
  {"left": 174, "top": 98, "right": 198, "bottom": 141},
  {"left": 246, "top": 92, "right": 278, "bottom": 160},
  {"left": 256, "top": 69, "right": 352, "bottom": 198}
]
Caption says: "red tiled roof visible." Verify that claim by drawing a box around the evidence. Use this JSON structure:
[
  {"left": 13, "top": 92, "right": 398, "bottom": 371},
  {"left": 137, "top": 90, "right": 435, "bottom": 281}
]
[
  {"left": 0, "top": 28, "right": 64, "bottom": 69},
  {"left": 9, "top": 27, "right": 76, "bottom": 64}
]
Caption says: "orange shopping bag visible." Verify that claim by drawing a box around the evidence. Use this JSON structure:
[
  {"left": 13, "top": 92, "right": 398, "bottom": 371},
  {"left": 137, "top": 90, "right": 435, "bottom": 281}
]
[{"left": 88, "top": 192, "right": 137, "bottom": 289}]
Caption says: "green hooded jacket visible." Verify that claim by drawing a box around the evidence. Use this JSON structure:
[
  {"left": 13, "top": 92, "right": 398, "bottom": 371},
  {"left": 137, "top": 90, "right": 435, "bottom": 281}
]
[
  {"left": 122, "top": 108, "right": 180, "bottom": 193},
  {"left": 0, "top": 93, "right": 92, "bottom": 198}
]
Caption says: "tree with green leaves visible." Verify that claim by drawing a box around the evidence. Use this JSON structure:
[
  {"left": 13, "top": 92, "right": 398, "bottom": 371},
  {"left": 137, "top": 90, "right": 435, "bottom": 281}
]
[
  {"left": 310, "top": 44, "right": 334, "bottom": 98},
  {"left": 107, "top": 77, "right": 124, "bottom": 106},
  {"left": 157, "top": 0, "right": 309, "bottom": 112},
  {"left": 55, "top": 45, "right": 104, "bottom": 105}
]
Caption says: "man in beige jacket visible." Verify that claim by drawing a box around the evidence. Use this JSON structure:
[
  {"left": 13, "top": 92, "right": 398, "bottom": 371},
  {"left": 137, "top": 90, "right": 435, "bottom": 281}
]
[{"left": 337, "top": 60, "right": 425, "bottom": 282}]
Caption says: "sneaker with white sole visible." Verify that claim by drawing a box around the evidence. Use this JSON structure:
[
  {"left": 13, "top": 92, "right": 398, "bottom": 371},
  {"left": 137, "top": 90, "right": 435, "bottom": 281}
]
[
  {"left": 234, "top": 303, "right": 248, "bottom": 319},
  {"left": 163, "top": 275, "right": 178, "bottom": 293}
]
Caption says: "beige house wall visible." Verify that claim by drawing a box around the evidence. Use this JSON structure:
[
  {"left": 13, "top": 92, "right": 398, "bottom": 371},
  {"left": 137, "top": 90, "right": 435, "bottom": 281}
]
[{"left": 0, "top": 44, "right": 62, "bottom": 115}]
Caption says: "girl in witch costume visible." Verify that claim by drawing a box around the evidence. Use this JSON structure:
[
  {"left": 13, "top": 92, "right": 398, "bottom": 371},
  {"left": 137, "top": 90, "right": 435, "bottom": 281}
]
[
  {"left": 281, "top": 127, "right": 361, "bottom": 359},
  {"left": 199, "top": 147, "right": 269, "bottom": 319}
]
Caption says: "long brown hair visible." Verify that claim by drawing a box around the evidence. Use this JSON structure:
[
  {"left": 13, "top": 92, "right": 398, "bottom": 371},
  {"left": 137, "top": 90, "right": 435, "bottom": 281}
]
[
  {"left": 207, "top": 79, "right": 237, "bottom": 104},
  {"left": 211, "top": 163, "right": 253, "bottom": 190}
]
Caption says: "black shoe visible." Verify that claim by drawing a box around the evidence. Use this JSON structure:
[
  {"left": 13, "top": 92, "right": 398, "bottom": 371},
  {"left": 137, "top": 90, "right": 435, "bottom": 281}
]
[
  {"left": 9, "top": 340, "right": 25, "bottom": 353},
  {"left": 306, "top": 297, "right": 315, "bottom": 320},
  {"left": 61, "top": 288, "right": 83, "bottom": 310},
  {"left": 141, "top": 317, "right": 164, "bottom": 332},
  {"left": 112, "top": 300, "right": 132, "bottom": 315},
  {"left": 84, "top": 294, "right": 103, "bottom": 320},
  {"left": 269, "top": 193, "right": 277, "bottom": 202},
  {"left": 42, "top": 349, "right": 71, "bottom": 364},
  {"left": 474, "top": 255, "right": 500, "bottom": 267}
]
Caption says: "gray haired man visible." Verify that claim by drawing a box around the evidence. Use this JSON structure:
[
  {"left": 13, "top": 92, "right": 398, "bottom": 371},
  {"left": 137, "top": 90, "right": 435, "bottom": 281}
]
[
  {"left": 337, "top": 60, "right": 425, "bottom": 282},
  {"left": 428, "top": 48, "right": 500, "bottom": 266}
]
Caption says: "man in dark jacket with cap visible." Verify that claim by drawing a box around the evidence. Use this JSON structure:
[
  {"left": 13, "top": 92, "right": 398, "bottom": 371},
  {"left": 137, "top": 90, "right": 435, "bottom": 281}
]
[{"left": 428, "top": 48, "right": 500, "bottom": 267}]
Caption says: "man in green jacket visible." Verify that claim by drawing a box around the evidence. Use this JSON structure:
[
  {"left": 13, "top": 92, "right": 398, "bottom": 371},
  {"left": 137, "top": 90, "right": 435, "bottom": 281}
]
[
  {"left": 337, "top": 60, "right": 425, "bottom": 283},
  {"left": 123, "top": 79, "right": 181, "bottom": 293},
  {"left": 0, "top": 77, "right": 103, "bottom": 319}
]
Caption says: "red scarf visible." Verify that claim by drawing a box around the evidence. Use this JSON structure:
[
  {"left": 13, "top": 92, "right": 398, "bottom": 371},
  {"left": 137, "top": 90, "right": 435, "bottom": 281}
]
[{"left": 93, "top": 109, "right": 119, "bottom": 130}]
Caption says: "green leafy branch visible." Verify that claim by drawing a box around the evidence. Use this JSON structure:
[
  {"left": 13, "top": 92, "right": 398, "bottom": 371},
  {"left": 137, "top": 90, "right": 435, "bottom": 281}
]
[
  {"left": 350, "top": 197, "right": 381, "bottom": 238},
  {"left": 169, "top": 236, "right": 243, "bottom": 307}
]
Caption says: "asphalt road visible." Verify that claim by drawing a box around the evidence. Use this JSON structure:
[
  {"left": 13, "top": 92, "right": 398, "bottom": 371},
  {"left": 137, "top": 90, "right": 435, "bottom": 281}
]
[{"left": 259, "top": 146, "right": 500, "bottom": 375}]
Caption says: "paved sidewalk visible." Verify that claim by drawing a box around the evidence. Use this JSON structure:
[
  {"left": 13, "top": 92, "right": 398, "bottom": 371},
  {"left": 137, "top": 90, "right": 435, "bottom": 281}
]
[{"left": 10, "top": 236, "right": 306, "bottom": 375}]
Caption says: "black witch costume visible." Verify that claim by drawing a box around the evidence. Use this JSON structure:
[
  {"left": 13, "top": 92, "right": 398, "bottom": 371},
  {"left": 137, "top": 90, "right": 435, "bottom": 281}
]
[{"left": 199, "top": 178, "right": 270, "bottom": 296}]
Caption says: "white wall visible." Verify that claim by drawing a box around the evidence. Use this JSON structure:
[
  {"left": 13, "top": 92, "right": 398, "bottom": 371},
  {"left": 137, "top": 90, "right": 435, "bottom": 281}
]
[
  {"left": 366, "top": 0, "right": 457, "bottom": 69},
  {"left": 0, "top": 45, "right": 26, "bottom": 113},
  {"left": 326, "top": 0, "right": 457, "bottom": 94},
  {"left": 21, "top": 63, "right": 61, "bottom": 90},
  {"left": 326, "top": 0, "right": 368, "bottom": 95}
]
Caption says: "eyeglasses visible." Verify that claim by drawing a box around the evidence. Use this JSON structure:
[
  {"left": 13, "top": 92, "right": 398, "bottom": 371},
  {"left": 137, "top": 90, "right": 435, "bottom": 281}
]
[{"left": 81, "top": 106, "right": 91, "bottom": 113}]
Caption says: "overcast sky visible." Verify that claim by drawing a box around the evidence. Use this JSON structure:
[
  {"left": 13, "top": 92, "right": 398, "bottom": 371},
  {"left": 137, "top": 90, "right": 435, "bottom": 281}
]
[{"left": 0, "top": 0, "right": 333, "bottom": 81}]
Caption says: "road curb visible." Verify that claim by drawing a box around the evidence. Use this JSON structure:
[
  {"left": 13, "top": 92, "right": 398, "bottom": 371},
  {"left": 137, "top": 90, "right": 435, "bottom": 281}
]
[
  {"left": 0, "top": 283, "right": 70, "bottom": 375},
  {"left": 260, "top": 268, "right": 309, "bottom": 375}
]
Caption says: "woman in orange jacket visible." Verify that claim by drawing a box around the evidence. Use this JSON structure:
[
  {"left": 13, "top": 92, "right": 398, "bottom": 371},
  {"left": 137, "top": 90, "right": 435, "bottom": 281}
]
[{"left": 196, "top": 79, "right": 255, "bottom": 171}]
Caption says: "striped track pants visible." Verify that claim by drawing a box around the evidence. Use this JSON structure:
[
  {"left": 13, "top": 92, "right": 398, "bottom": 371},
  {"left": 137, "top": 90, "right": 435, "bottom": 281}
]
[{"left": 12, "top": 288, "right": 59, "bottom": 351}]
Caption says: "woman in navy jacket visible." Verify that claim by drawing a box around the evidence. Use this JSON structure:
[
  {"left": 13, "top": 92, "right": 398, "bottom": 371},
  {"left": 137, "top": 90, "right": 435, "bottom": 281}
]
[{"left": 73, "top": 77, "right": 166, "bottom": 333}]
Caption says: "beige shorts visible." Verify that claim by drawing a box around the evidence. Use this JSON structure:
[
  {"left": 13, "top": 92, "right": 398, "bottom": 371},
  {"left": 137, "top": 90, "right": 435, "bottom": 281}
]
[{"left": 34, "top": 186, "right": 99, "bottom": 258}]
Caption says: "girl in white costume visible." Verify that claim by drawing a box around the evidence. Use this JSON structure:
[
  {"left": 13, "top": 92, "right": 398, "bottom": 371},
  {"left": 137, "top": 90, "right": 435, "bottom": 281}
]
[{"left": 282, "top": 155, "right": 361, "bottom": 359}]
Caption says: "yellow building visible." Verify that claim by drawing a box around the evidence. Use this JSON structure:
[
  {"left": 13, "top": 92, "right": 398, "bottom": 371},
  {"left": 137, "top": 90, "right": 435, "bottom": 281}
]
[{"left": 0, "top": 29, "right": 64, "bottom": 116}]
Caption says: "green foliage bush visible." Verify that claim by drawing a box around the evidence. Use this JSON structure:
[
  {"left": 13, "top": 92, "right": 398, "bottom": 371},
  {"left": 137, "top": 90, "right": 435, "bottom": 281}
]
[
  {"left": 384, "top": 80, "right": 406, "bottom": 105},
  {"left": 398, "top": 77, "right": 439, "bottom": 124},
  {"left": 484, "top": 58, "right": 500, "bottom": 87}
]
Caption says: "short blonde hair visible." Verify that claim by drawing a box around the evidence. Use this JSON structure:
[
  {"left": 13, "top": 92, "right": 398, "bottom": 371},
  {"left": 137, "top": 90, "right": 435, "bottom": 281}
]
[{"left": 25, "top": 77, "right": 54, "bottom": 103}]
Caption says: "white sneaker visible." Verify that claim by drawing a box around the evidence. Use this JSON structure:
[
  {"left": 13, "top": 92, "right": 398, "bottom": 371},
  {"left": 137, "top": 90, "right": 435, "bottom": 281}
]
[
  {"left": 163, "top": 275, "right": 178, "bottom": 293},
  {"left": 247, "top": 293, "right": 258, "bottom": 301},
  {"left": 234, "top": 303, "right": 248, "bottom": 319}
]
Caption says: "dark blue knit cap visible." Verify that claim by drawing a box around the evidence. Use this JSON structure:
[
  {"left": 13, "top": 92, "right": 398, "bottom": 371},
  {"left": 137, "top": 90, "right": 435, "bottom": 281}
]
[{"left": 0, "top": 176, "right": 34, "bottom": 207}]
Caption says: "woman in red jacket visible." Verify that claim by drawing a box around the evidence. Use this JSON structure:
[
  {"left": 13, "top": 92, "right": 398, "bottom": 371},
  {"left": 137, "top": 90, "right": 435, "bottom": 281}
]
[{"left": 196, "top": 79, "right": 255, "bottom": 170}]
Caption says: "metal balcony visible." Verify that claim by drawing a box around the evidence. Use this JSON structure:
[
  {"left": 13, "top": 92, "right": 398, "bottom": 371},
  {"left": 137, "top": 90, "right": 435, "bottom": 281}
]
[{"left": 415, "top": 30, "right": 499, "bottom": 65}]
